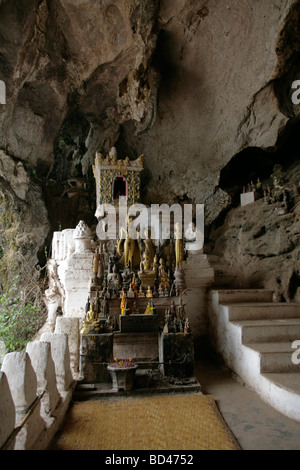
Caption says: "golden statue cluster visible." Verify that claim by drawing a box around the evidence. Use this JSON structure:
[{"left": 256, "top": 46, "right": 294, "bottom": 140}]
[{"left": 81, "top": 217, "right": 186, "bottom": 334}]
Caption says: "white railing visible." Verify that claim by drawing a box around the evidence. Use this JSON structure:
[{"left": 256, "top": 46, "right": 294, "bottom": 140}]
[{"left": 0, "top": 317, "right": 80, "bottom": 450}]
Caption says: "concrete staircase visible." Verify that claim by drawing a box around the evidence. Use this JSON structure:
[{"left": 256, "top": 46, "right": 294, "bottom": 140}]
[{"left": 208, "top": 288, "right": 300, "bottom": 422}]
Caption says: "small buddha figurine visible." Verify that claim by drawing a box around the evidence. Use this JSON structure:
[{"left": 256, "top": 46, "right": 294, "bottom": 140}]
[
  {"left": 101, "top": 297, "right": 109, "bottom": 317},
  {"left": 141, "top": 251, "right": 152, "bottom": 272},
  {"left": 159, "top": 258, "right": 166, "bottom": 278},
  {"left": 132, "top": 301, "right": 139, "bottom": 315},
  {"left": 152, "top": 254, "right": 159, "bottom": 276},
  {"left": 120, "top": 292, "right": 127, "bottom": 315},
  {"left": 138, "top": 285, "right": 145, "bottom": 298},
  {"left": 87, "top": 303, "right": 97, "bottom": 323},
  {"left": 144, "top": 302, "right": 151, "bottom": 315},
  {"left": 127, "top": 284, "right": 135, "bottom": 298},
  {"left": 184, "top": 318, "right": 190, "bottom": 334},
  {"left": 256, "top": 177, "right": 262, "bottom": 192},
  {"left": 107, "top": 264, "right": 120, "bottom": 288},
  {"left": 170, "top": 300, "right": 176, "bottom": 318},
  {"left": 160, "top": 270, "right": 170, "bottom": 290},
  {"left": 146, "top": 286, "right": 153, "bottom": 298},
  {"left": 131, "top": 274, "right": 139, "bottom": 298},
  {"left": 93, "top": 247, "right": 100, "bottom": 276}
]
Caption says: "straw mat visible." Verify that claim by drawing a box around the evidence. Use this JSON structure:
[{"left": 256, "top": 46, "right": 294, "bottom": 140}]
[{"left": 52, "top": 394, "right": 240, "bottom": 450}]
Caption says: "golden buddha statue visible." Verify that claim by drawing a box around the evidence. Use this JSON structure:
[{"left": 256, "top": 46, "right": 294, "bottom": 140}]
[
  {"left": 141, "top": 251, "right": 152, "bottom": 272},
  {"left": 86, "top": 303, "right": 98, "bottom": 323},
  {"left": 174, "top": 222, "right": 184, "bottom": 267},
  {"left": 146, "top": 286, "right": 153, "bottom": 298},
  {"left": 152, "top": 254, "right": 159, "bottom": 276},
  {"left": 158, "top": 257, "right": 166, "bottom": 277},
  {"left": 144, "top": 302, "right": 151, "bottom": 315},
  {"left": 143, "top": 229, "right": 155, "bottom": 267},
  {"left": 81, "top": 302, "right": 98, "bottom": 334},
  {"left": 138, "top": 252, "right": 156, "bottom": 288},
  {"left": 120, "top": 292, "right": 127, "bottom": 315},
  {"left": 117, "top": 215, "right": 141, "bottom": 268},
  {"left": 159, "top": 270, "right": 170, "bottom": 290}
]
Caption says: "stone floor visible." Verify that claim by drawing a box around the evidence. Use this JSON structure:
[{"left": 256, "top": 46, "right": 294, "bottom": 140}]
[
  {"left": 194, "top": 351, "right": 300, "bottom": 450},
  {"left": 52, "top": 344, "right": 300, "bottom": 451}
]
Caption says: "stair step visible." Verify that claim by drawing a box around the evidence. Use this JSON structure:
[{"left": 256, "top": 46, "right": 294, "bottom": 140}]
[
  {"left": 244, "top": 342, "right": 299, "bottom": 372},
  {"left": 232, "top": 318, "right": 300, "bottom": 343},
  {"left": 211, "top": 287, "right": 300, "bottom": 420},
  {"left": 216, "top": 289, "right": 274, "bottom": 304},
  {"left": 262, "top": 372, "right": 300, "bottom": 395},
  {"left": 226, "top": 303, "right": 300, "bottom": 321}
]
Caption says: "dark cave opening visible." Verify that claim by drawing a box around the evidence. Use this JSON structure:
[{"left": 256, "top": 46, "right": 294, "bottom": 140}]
[
  {"left": 288, "top": 271, "right": 300, "bottom": 301},
  {"left": 219, "top": 146, "right": 275, "bottom": 205},
  {"left": 219, "top": 116, "right": 300, "bottom": 206}
]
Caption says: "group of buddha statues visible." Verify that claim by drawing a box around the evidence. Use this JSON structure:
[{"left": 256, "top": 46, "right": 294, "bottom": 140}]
[
  {"left": 81, "top": 218, "right": 186, "bottom": 335},
  {"left": 163, "top": 298, "right": 190, "bottom": 335},
  {"left": 92, "top": 217, "right": 185, "bottom": 299}
]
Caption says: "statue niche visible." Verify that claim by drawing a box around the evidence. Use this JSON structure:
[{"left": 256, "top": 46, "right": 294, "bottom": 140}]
[
  {"left": 93, "top": 147, "right": 143, "bottom": 206},
  {"left": 113, "top": 176, "right": 127, "bottom": 200}
]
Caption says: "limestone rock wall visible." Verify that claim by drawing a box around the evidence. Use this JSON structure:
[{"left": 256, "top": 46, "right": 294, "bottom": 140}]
[
  {"left": 0, "top": 0, "right": 300, "bottom": 292},
  {"left": 208, "top": 162, "right": 300, "bottom": 302}
]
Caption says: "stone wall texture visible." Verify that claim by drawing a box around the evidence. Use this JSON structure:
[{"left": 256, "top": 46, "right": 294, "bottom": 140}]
[{"left": 0, "top": 0, "right": 300, "bottom": 297}]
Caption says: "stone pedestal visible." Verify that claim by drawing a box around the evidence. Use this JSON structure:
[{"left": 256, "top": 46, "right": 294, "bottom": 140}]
[
  {"left": 159, "top": 333, "right": 194, "bottom": 378},
  {"left": 138, "top": 271, "right": 156, "bottom": 289},
  {"left": 58, "top": 252, "right": 93, "bottom": 319},
  {"left": 113, "top": 332, "right": 159, "bottom": 363},
  {"left": 182, "top": 253, "right": 214, "bottom": 340},
  {"left": 119, "top": 314, "right": 159, "bottom": 333},
  {"left": 79, "top": 333, "right": 113, "bottom": 384}
]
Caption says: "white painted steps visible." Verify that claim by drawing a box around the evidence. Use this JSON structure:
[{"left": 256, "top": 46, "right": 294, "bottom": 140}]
[
  {"left": 227, "top": 303, "right": 300, "bottom": 321},
  {"left": 233, "top": 318, "right": 300, "bottom": 343},
  {"left": 262, "top": 372, "right": 300, "bottom": 395},
  {"left": 208, "top": 288, "right": 300, "bottom": 421},
  {"left": 244, "top": 342, "right": 299, "bottom": 372}
]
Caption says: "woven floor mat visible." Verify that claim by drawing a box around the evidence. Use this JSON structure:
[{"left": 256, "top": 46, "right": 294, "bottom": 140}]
[{"left": 52, "top": 394, "right": 240, "bottom": 451}]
